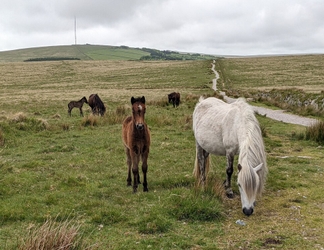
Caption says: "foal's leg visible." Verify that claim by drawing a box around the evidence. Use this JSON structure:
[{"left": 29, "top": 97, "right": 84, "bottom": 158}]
[
  {"left": 130, "top": 151, "right": 140, "bottom": 193},
  {"left": 68, "top": 106, "right": 72, "bottom": 116},
  {"left": 125, "top": 148, "right": 132, "bottom": 186},
  {"left": 79, "top": 107, "right": 84, "bottom": 117},
  {"left": 141, "top": 150, "right": 149, "bottom": 192},
  {"left": 224, "top": 153, "right": 234, "bottom": 198},
  {"left": 196, "top": 143, "right": 209, "bottom": 187}
]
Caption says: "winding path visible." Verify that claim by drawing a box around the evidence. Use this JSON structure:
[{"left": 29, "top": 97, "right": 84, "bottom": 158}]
[{"left": 211, "top": 61, "right": 317, "bottom": 127}]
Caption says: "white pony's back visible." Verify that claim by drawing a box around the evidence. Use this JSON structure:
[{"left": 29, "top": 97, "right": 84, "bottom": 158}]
[{"left": 193, "top": 97, "right": 246, "bottom": 157}]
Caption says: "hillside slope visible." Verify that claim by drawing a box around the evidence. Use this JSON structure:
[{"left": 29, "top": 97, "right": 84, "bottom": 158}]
[{"left": 0, "top": 44, "right": 216, "bottom": 62}]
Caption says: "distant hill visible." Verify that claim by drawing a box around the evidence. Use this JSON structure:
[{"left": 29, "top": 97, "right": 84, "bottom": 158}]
[{"left": 0, "top": 44, "right": 217, "bottom": 62}]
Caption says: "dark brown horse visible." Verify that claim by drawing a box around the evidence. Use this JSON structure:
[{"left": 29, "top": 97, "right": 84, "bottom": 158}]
[
  {"left": 88, "top": 94, "right": 106, "bottom": 116},
  {"left": 168, "top": 92, "right": 180, "bottom": 107},
  {"left": 68, "top": 96, "right": 88, "bottom": 116},
  {"left": 122, "top": 96, "right": 151, "bottom": 193}
]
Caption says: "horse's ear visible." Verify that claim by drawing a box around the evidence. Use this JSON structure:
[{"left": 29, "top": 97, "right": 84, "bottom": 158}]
[
  {"left": 238, "top": 164, "right": 242, "bottom": 172},
  {"left": 131, "top": 97, "right": 135, "bottom": 104},
  {"left": 254, "top": 163, "right": 263, "bottom": 173},
  {"left": 141, "top": 96, "right": 146, "bottom": 104}
]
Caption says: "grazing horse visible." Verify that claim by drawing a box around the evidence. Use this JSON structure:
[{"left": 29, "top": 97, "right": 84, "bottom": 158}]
[
  {"left": 68, "top": 96, "right": 88, "bottom": 116},
  {"left": 122, "top": 96, "right": 151, "bottom": 193},
  {"left": 88, "top": 94, "right": 106, "bottom": 116},
  {"left": 168, "top": 92, "right": 180, "bottom": 107},
  {"left": 193, "top": 97, "right": 267, "bottom": 216}
]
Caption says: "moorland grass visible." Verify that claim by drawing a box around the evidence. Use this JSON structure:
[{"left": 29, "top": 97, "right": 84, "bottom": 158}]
[
  {"left": 0, "top": 58, "right": 324, "bottom": 249},
  {"left": 305, "top": 120, "right": 324, "bottom": 144},
  {"left": 216, "top": 55, "right": 324, "bottom": 117}
]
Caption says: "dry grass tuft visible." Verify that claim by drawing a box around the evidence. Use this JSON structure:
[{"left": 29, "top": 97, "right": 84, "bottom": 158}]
[
  {"left": 37, "top": 118, "right": 50, "bottom": 130},
  {"left": 10, "top": 112, "right": 27, "bottom": 123},
  {"left": 115, "top": 105, "right": 130, "bottom": 117},
  {"left": 104, "top": 105, "right": 130, "bottom": 125},
  {"left": 18, "top": 216, "right": 96, "bottom": 250},
  {"left": 62, "top": 123, "right": 70, "bottom": 131},
  {"left": 305, "top": 120, "right": 324, "bottom": 144},
  {"left": 147, "top": 98, "right": 169, "bottom": 107},
  {"left": 81, "top": 114, "right": 99, "bottom": 127},
  {"left": 52, "top": 113, "right": 61, "bottom": 119}
]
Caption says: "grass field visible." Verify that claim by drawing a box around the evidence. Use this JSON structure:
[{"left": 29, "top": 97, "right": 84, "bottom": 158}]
[
  {"left": 216, "top": 54, "right": 324, "bottom": 93},
  {"left": 0, "top": 45, "right": 150, "bottom": 62},
  {"left": 0, "top": 45, "right": 216, "bottom": 62},
  {"left": 0, "top": 57, "right": 324, "bottom": 249}
]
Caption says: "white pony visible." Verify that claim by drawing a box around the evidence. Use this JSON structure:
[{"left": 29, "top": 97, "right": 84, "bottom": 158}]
[{"left": 193, "top": 97, "right": 267, "bottom": 216}]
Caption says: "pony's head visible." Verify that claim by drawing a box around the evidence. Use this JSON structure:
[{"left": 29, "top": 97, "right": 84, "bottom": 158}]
[
  {"left": 168, "top": 92, "right": 175, "bottom": 103},
  {"left": 100, "top": 105, "right": 106, "bottom": 116},
  {"left": 237, "top": 163, "right": 263, "bottom": 216},
  {"left": 131, "top": 96, "right": 146, "bottom": 130},
  {"left": 82, "top": 96, "right": 88, "bottom": 103}
]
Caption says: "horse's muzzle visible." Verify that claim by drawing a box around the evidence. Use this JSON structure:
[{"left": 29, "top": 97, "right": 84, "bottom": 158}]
[
  {"left": 136, "top": 124, "right": 144, "bottom": 130},
  {"left": 243, "top": 207, "right": 254, "bottom": 216}
]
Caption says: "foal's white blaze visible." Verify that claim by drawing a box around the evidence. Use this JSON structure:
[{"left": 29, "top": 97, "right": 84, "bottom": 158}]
[
  {"left": 135, "top": 104, "right": 144, "bottom": 130},
  {"left": 238, "top": 163, "right": 263, "bottom": 216}
]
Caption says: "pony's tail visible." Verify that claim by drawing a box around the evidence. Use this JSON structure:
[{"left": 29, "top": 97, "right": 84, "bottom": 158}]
[{"left": 193, "top": 149, "right": 210, "bottom": 186}]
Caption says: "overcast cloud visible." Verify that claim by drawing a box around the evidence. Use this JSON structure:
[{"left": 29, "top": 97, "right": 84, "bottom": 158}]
[{"left": 1, "top": 0, "right": 324, "bottom": 55}]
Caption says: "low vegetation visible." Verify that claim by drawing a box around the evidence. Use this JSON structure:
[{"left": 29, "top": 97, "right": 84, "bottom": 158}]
[
  {"left": 0, "top": 56, "right": 323, "bottom": 249},
  {"left": 18, "top": 216, "right": 95, "bottom": 250},
  {"left": 305, "top": 120, "right": 324, "bottom": 144},
  {"left": 24, "top": 57, "right": 81, "bottom": 62},
  {"left": 216, "top": 55, "right": 324, "bottom": 117}
]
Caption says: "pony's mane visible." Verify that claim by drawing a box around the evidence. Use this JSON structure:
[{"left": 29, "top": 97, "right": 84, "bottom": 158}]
[
  {"left": 94, "top": 94, "right": 106, "bottom": 111},
  {"left": 234, "top": 98, "right": 268, "bottom": 197}
]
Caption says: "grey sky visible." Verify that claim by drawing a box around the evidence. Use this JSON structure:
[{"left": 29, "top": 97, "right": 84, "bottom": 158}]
[{"left": 1, "top": 0, "right": 324, "bottom": 55}]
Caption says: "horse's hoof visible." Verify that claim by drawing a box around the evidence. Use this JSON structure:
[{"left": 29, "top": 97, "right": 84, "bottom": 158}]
[
  {"left": 143, "top": 187, "right": 148, "bottom": 192},
  {"left": 127, "top": 183, "right": 131, "bottom": 186}
]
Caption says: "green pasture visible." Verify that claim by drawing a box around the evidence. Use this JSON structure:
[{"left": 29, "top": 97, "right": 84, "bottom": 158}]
[
  {"left": 0, "top": 57, "right": 323, "bottom": 249},
  {"left": 216, "top": 54, "right": 324, "bottom": 93},
  {"left": 0, "top": 45, "right": 149, "bottom": 62},
  {"left": 0, "top": 45, "right": 215, "bottom": 63}
]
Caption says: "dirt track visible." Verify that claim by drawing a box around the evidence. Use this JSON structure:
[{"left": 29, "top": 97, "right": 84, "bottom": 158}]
[{"left": 211, "top": 61, "right": 317, "bottom": 127}]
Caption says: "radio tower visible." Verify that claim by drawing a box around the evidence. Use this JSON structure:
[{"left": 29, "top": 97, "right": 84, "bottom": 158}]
[{"left": 74, "top": 16, "right": 77, "bottom": 45}]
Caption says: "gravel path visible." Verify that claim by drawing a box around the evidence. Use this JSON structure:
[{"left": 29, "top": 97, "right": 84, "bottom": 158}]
[{"left": 211, "top": 61, "right": 317, "bottom": 127}]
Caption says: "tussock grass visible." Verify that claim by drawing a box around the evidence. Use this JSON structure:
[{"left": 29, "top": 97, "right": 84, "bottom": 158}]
[
  {"left": 104, "top": 105, "right": 130, "bottom": 125},
  {"left": 137, "top": 210, "right": 172, "bottom": 234},
  {"left": 167, "top": 189, "right": 223, "bottom": 222},
  {"left": 147, "top": 97, "right": 169, "bottom": 107},
  {"left": 81, "top": 114, "right": 99, "bottom": 127},
  {"left": 0, "top": 128, "right": 4, "bottom": 146},
  {"left": 305, "top": 120, "right": 324, "bottom": 144},
  {"left": 10, "top": 112, "right": 27, "bottom": 123},
  {"left": 6, "top": 112, "right": 50, "bottom": 131},
  {"left": 62, "top": 123, "right": 70, "bottom": 131},
  {"left": 18, "top": 216, "right": 96, "bottom": 250}
]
